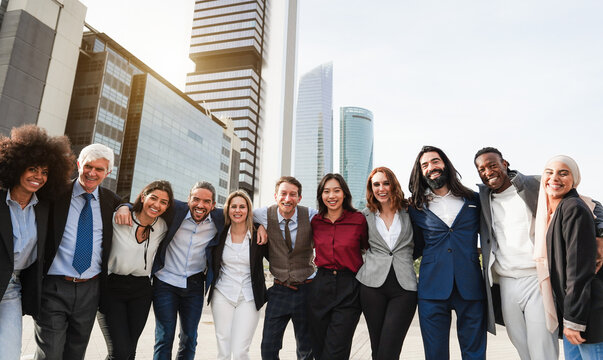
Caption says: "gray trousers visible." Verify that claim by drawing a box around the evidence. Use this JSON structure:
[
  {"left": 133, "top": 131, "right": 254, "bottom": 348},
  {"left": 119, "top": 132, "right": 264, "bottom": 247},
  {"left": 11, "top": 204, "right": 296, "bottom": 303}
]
[
  {"left": 499, "top": 275, "right": 559, "bottom": 360},
  {"left": 34, "top": 276, "right": 100, "bottom": 360}
]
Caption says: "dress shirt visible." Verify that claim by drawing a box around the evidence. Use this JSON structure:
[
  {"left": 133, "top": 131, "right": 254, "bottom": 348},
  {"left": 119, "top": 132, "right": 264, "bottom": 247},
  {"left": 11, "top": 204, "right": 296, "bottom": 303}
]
[
  {"left": 215, "top": 229, "right": 254, "bottom": 303},
  {"left": 108, "top": 213, "right": 168, "bottom": 277},
  {"left": 375, "top": 210, "right": 402, "bottom": 250},
  {"left": 48, "top": 181, "right": 103, "bottom": 278},
  {"left": 311, "top": 210, "right": 369, "bottom": 273},
  {"left": 6, "top": 189, "right": 38, "bottom": 270},
  {"left": 253, "top": 206, "right": 318, "bottom": 249},
  {"left": 427, "top": 190, "right": 465, "bottom": 227},
  {"left": 155, "top": 212, "right": 217, "bottom": 288}
]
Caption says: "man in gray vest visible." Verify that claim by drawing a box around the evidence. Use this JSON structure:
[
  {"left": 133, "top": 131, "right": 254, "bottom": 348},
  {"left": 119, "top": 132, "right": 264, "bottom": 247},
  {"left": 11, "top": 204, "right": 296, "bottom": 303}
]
[
  {"left": 254, "top": 176, "right": 317, "bottom": 360},
  {"left": 474, "top": 147, "right": 603, "bottom": 359}
]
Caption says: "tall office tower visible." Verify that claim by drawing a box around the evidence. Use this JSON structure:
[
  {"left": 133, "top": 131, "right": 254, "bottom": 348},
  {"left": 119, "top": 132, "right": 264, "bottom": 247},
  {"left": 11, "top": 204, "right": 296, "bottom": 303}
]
[
  {"left": 294, "top": 62, "right": 333, "bottom": 208},
  {"left": 66, "top": 31, "right": 240, "bottom": 204},
  {"left": 0, "top": 0, "right": 86, "bottom": 136},
  {"left": 340, "top": 106, "right": 374, "bottom": 209},
  {"left": 185, "top": 0, "right": 298, "bottom": 202}
]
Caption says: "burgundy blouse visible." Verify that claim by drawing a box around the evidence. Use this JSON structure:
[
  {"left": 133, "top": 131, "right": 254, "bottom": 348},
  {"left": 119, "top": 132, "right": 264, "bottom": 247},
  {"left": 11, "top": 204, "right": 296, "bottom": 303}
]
[{"left": 311, "top": 210, "right": 369, "bottom": 273}]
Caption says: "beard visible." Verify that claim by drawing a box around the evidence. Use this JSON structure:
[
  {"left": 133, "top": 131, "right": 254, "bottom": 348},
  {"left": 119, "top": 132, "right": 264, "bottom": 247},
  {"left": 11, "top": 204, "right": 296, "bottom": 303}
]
[{"left": 424, "top": 167, "right": 449, "bottom": 190}]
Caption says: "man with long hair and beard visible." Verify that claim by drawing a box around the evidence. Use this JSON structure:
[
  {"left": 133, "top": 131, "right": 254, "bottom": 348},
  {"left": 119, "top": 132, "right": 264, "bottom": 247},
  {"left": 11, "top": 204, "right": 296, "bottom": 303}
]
[{"left": 408, "top": 145, "right": 487, "bottom": 360}]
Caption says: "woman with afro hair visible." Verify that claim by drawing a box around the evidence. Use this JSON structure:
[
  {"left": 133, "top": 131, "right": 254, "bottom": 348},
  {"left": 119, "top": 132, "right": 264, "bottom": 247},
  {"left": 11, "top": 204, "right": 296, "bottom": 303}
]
[{"left": 0, "top": 124, "right": 75, "bottom": 359}]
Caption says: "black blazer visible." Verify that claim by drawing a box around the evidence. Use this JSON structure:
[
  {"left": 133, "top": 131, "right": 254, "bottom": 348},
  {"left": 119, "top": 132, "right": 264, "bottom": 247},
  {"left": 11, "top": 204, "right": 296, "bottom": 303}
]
[
  {"left": 44, "top": 181, "right": 121, "bottom": 280},
  {"left": 207, "top": 225, "right": 267, "bottom": 310},
  {"left": 151, "top": 200, "right": 225, "bottom": 291},
  {"left": 0, "top": 189, "right": 49, "bottom": 317},
  {"left": 547, "top": 188, "right": 603, "bottom": 343}
]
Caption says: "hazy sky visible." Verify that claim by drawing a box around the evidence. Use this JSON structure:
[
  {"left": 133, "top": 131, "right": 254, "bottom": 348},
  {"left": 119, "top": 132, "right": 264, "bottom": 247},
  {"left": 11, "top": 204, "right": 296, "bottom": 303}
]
[{"left": 80, "top": 0, "right": 603, "bottom": 199}]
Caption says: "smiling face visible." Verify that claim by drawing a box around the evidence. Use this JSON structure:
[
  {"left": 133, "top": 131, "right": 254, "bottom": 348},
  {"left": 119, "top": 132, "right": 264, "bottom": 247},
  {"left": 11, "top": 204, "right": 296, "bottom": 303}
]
[
  {"left": 371, "top": 171, "right": 391, "bottom": 206},
  {"left": 141, "top": 189, "right": 170, "bottom": 220},
  {"left": 228, "top": 196, "right": 248, "bottom": 225},
  {"left": 78, "top": 158, "right": 110, "bottom": 193},
  {"left": 321, "top": 178, "right": 344, "bottom": 213},
  {"left": 420, "top": 151, "right": 448, "bottom": 189},
  {"left": 188, "top": 188, "right": 215, "bottom": 223},
  {"left": 17, "top": 165, "right": 49, "bottom": 194},
  {"left": 543, "top": 161, "right": 574, "bottom": 199},
  {"left": 475, "top": 152, "right": 512, "bottom": 193},
  {"left": 274, "top": 182, "right": 300, "bottom": 219}
]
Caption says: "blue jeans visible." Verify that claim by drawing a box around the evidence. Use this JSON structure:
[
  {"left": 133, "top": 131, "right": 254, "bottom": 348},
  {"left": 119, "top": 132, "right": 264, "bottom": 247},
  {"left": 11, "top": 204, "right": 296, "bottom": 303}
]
[
  {"left": 0, "top": 272, "right": 22, "bottom": 360},
  {"left": 153, "top": 277, "right": 204, "bottom": 360},
  {"left": 563, "top": 335, "right": 603, "bottom": 360}
]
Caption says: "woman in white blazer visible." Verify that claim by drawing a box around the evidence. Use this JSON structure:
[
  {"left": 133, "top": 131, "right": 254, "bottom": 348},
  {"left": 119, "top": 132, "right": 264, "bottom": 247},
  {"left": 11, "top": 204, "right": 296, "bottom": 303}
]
[{"left": 356, "top": 167, "right": 418, "bottom": 360}]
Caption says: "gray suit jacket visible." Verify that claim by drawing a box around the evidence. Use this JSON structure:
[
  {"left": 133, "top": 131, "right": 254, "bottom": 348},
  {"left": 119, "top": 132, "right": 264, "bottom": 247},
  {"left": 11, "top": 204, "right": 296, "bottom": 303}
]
[{"left": 356, "top": 208, "right": 417, "bottom": 291}]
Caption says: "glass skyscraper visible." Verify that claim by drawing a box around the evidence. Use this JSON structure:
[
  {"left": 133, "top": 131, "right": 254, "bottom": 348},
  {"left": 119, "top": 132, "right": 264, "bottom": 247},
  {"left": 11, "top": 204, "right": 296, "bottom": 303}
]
[
  {"left": 294, "top": 62, "right": 333, "bottom": 208},
  {"left": 340, "top": 106, "right": 374, "bottom": 209},
  {"left": 185, "top": 0, "right": 298, "bottom": 202}
]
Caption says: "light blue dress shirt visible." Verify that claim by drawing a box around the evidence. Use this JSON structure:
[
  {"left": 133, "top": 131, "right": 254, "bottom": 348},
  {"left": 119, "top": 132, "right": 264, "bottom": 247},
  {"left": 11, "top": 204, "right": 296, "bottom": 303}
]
[
  {"left": 6, "top": 190, "right": 38, "bottom": 271},
  {"left": 155, "top": 212, "right": 217, "bottom": 289},
  {"left": 48, "top": 181, "right": 103, "bottom": 278},
  {"left": 253, "top": 206, "right": 318, "bottom": 249}
]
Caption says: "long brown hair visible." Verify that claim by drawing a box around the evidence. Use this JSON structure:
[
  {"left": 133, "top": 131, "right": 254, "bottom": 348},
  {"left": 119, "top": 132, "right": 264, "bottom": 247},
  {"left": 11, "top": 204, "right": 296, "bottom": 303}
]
[
  {"left": 408, "top": 145, "right": 474, "bottom": 209},
  {"left": 132, "top": 180, "right": 174, "bottom": 220},
  {"left": 366, "top": 167, "right": 408, "bottom": 212}
]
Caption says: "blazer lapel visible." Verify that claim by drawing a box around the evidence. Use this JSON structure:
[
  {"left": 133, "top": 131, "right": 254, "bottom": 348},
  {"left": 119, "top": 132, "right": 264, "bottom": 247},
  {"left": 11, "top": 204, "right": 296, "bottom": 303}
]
[
  {"left": 34, "top": 201, "right": 49, "bottom": 263},
  {"left": 0, "top": 195, "right": 14, "bottom": 263},
  {"left": 53, "top": 182, "right": 75, "bottom": 247},
  {"left": 367, "top": 211, "right": 390, "bottom": 249},
  {"left": 392, "top": 210, "right": 413, "bottom": 250}
]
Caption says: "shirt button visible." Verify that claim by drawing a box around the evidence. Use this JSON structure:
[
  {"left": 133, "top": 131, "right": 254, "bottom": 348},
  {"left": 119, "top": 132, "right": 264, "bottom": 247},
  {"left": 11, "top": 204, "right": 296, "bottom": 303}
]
[
  {"left": 449, "top": 229, "right": 453, "bottom": 232},
  {"left": 332, "top": 270, "right": 337, "bottom": 275},
  {"left": 447, "top": 248, "right": 452, "bottom": 253},
  {"left": 389, "top": 252, "right": 393, "bottom": 256}
]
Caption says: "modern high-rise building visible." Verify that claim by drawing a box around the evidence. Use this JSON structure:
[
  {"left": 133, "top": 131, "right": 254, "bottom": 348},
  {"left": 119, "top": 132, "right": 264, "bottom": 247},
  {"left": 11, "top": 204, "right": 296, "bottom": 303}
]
[
  {"left": 66, "top": 30, "right": 240, "bottom": 205},
  {"left": 185, "top": 0, "right": 298, "bottom": 202},
  {"left": 340, "top": 106, "right": 374, "bottom": 209},
  {"left": 0, "top": 0, "right": 86, "bottom": 136},
  {"left": 293, "top": 62, "right": 333, "bottom": 208}
]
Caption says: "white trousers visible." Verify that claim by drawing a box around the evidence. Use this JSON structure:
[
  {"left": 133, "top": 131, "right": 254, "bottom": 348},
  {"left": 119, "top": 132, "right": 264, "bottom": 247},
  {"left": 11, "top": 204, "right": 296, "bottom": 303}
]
[
  {"left": 0, "top": 272, "right": 22, "bottom": 360},
  {"left": 499, "top": 275, "right": 560, "bottom": 360},
  {"left": 211, "top": 290, "right": 260, "bottom": 360}
]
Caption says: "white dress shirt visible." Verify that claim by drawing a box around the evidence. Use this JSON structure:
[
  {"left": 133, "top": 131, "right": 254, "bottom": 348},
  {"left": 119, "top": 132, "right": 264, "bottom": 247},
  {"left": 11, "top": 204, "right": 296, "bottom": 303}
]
[
  {"left": 375, "top": 210, "right": 402, "bottom": 250},
  {"left": 215, "top": 229, "right": 254, "bottom": 303},
  {"left": 427, "top": 190, "right": 465, "bottom": 227}
]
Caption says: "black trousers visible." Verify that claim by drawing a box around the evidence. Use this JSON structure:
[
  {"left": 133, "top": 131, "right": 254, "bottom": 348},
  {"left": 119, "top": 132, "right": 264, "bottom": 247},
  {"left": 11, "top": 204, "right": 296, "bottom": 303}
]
[
  {"left": 97, "top": 274, "right": 153, "bottom": 360},
  {"left": 308, "top": 268, "right": 362, "bottom": 360},
  {"left": 360, "top": 266, "right": 417, "bottom": 360}
]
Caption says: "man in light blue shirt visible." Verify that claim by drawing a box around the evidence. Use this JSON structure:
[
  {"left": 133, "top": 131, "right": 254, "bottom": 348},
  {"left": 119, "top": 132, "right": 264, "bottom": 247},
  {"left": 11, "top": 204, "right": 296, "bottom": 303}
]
[{"left": 35, "top": 144, "right": 121, "bottom": 360}]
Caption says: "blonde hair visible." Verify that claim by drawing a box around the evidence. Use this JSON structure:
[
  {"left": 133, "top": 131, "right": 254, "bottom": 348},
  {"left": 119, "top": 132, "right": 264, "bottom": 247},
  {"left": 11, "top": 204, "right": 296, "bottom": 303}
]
[{"left": 223, "top": 190, "right": 254, "bottom": 233}]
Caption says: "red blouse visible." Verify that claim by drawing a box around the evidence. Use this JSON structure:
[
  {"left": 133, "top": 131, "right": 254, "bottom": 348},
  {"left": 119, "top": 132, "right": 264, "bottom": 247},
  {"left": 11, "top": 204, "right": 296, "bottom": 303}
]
[{"left": 311, "top": 210, "right": 369, "bottom": 273}]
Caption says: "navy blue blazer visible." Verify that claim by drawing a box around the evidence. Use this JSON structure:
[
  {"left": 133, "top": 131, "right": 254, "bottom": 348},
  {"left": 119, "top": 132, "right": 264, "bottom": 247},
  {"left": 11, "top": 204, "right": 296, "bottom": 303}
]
[
  {"left": 409, "top": 192, "right": 485, "bottom": 301},
  {"left": 151, "top": 199, "right": 225, "bottom": 292}
]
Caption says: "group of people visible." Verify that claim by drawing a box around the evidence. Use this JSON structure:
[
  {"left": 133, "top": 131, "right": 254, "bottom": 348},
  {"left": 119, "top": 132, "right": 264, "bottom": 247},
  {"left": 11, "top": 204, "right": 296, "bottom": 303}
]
[{"left": 0, "top": 123, "right": 601, "bottom": 360}]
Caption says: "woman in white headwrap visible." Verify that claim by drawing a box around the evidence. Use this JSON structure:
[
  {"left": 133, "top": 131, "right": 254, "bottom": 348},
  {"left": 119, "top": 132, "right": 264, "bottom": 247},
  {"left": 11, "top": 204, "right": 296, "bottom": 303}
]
[{"left": 534, "top": 155, "right": 603, "bottom": 359}]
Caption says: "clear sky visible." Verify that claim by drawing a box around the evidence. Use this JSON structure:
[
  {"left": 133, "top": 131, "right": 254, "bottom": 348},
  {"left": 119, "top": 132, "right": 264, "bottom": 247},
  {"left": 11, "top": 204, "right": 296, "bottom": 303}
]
[{"left": 80, "top": 0, "right": 603, "bottom": 199}]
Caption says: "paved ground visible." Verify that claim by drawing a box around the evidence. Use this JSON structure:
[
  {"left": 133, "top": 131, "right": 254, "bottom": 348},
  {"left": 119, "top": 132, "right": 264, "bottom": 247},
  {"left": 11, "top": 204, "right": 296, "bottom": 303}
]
[{"left": 21, "top": 304, "right": 564, "bottom": 359}]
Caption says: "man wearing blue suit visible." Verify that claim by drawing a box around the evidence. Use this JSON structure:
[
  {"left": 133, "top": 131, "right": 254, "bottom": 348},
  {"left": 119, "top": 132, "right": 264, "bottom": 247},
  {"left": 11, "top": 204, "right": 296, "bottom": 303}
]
[
  {"left": 408, "top": 145, "right": 486, "bottom": 360},
  {"left": 117, "top": 181, "right": 224, "bottom": 360}
]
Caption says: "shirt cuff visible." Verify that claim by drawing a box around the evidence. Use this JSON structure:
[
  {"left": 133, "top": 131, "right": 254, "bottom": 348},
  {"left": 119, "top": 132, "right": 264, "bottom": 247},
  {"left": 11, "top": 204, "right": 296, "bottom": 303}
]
[{"left": 564, "top": 319, "right": 586, "bottom": 332}]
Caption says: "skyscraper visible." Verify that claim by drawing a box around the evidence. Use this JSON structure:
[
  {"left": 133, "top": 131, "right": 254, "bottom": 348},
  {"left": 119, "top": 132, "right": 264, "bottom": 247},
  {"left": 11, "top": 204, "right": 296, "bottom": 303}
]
[
  {"left": 294, "top": 62, "right": 333, "bottom": 208},
  {"left": 340, "top": 106, "right": 374, "bottom": 209},
  {"left": 0, "top": 0, "right": 86, "bottom": 136}
]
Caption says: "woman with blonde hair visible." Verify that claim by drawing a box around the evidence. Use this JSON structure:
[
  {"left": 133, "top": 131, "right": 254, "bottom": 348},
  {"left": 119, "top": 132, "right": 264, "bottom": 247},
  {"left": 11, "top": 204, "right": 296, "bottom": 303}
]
[
  {"left": 208, "top": 190, "right": 267, "bottom": 359},
  {"left": 534, "top": 155, "right": 603, "bottom": 359}
]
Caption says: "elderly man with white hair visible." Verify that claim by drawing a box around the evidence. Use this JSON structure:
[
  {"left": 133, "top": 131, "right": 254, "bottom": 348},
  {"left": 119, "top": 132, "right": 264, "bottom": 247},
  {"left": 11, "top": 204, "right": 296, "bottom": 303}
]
[{"left": 34, "top": 144, "right": 121, "bottom": 360}]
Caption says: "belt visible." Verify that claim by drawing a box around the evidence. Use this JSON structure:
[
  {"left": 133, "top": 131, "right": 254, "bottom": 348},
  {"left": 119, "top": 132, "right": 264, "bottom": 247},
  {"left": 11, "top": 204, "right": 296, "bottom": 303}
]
[
  {"left": 274, "top": 278, "right": 312, "bottom": 291},
  {"left": 61, "top": 274, "right": 99, "bottom": 283},
  {"left": 318, "top": 267, "right": 355, "bottom": 276}
]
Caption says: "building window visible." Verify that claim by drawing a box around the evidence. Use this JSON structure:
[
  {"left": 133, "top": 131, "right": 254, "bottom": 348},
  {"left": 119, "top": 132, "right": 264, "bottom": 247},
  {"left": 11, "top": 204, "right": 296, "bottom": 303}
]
[{"left": 220, "top": 163, "right": 229, "bottom": 173}]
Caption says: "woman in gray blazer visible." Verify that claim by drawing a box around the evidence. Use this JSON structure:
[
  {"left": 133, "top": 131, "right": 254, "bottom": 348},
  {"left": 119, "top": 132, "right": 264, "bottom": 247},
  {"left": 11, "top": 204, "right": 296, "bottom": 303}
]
[{"left": 356, "top": 167, "right": 417, "bottom": 360}]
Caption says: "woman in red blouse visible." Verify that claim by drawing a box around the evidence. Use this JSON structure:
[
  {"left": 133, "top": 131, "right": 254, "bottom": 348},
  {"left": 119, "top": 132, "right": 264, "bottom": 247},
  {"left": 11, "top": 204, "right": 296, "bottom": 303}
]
[{"left": 309, "top": 173, "right": 369, "bottom": 360}]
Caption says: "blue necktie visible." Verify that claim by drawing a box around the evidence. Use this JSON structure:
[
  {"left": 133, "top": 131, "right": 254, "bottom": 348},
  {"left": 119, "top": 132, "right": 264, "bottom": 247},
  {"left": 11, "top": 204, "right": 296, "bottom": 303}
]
[{"left": 73, "top": 193, "right": 94, "bottom": 274}]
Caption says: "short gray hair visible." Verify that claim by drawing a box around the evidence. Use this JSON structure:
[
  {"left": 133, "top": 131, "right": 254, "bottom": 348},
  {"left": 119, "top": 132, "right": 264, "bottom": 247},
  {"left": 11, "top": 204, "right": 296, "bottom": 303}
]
[
  {"left": 77, "top": 143, "right": 114, "bottom": 172},
  {"left": 189, "top": 181, "right": 216, "bottom": 202}
]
